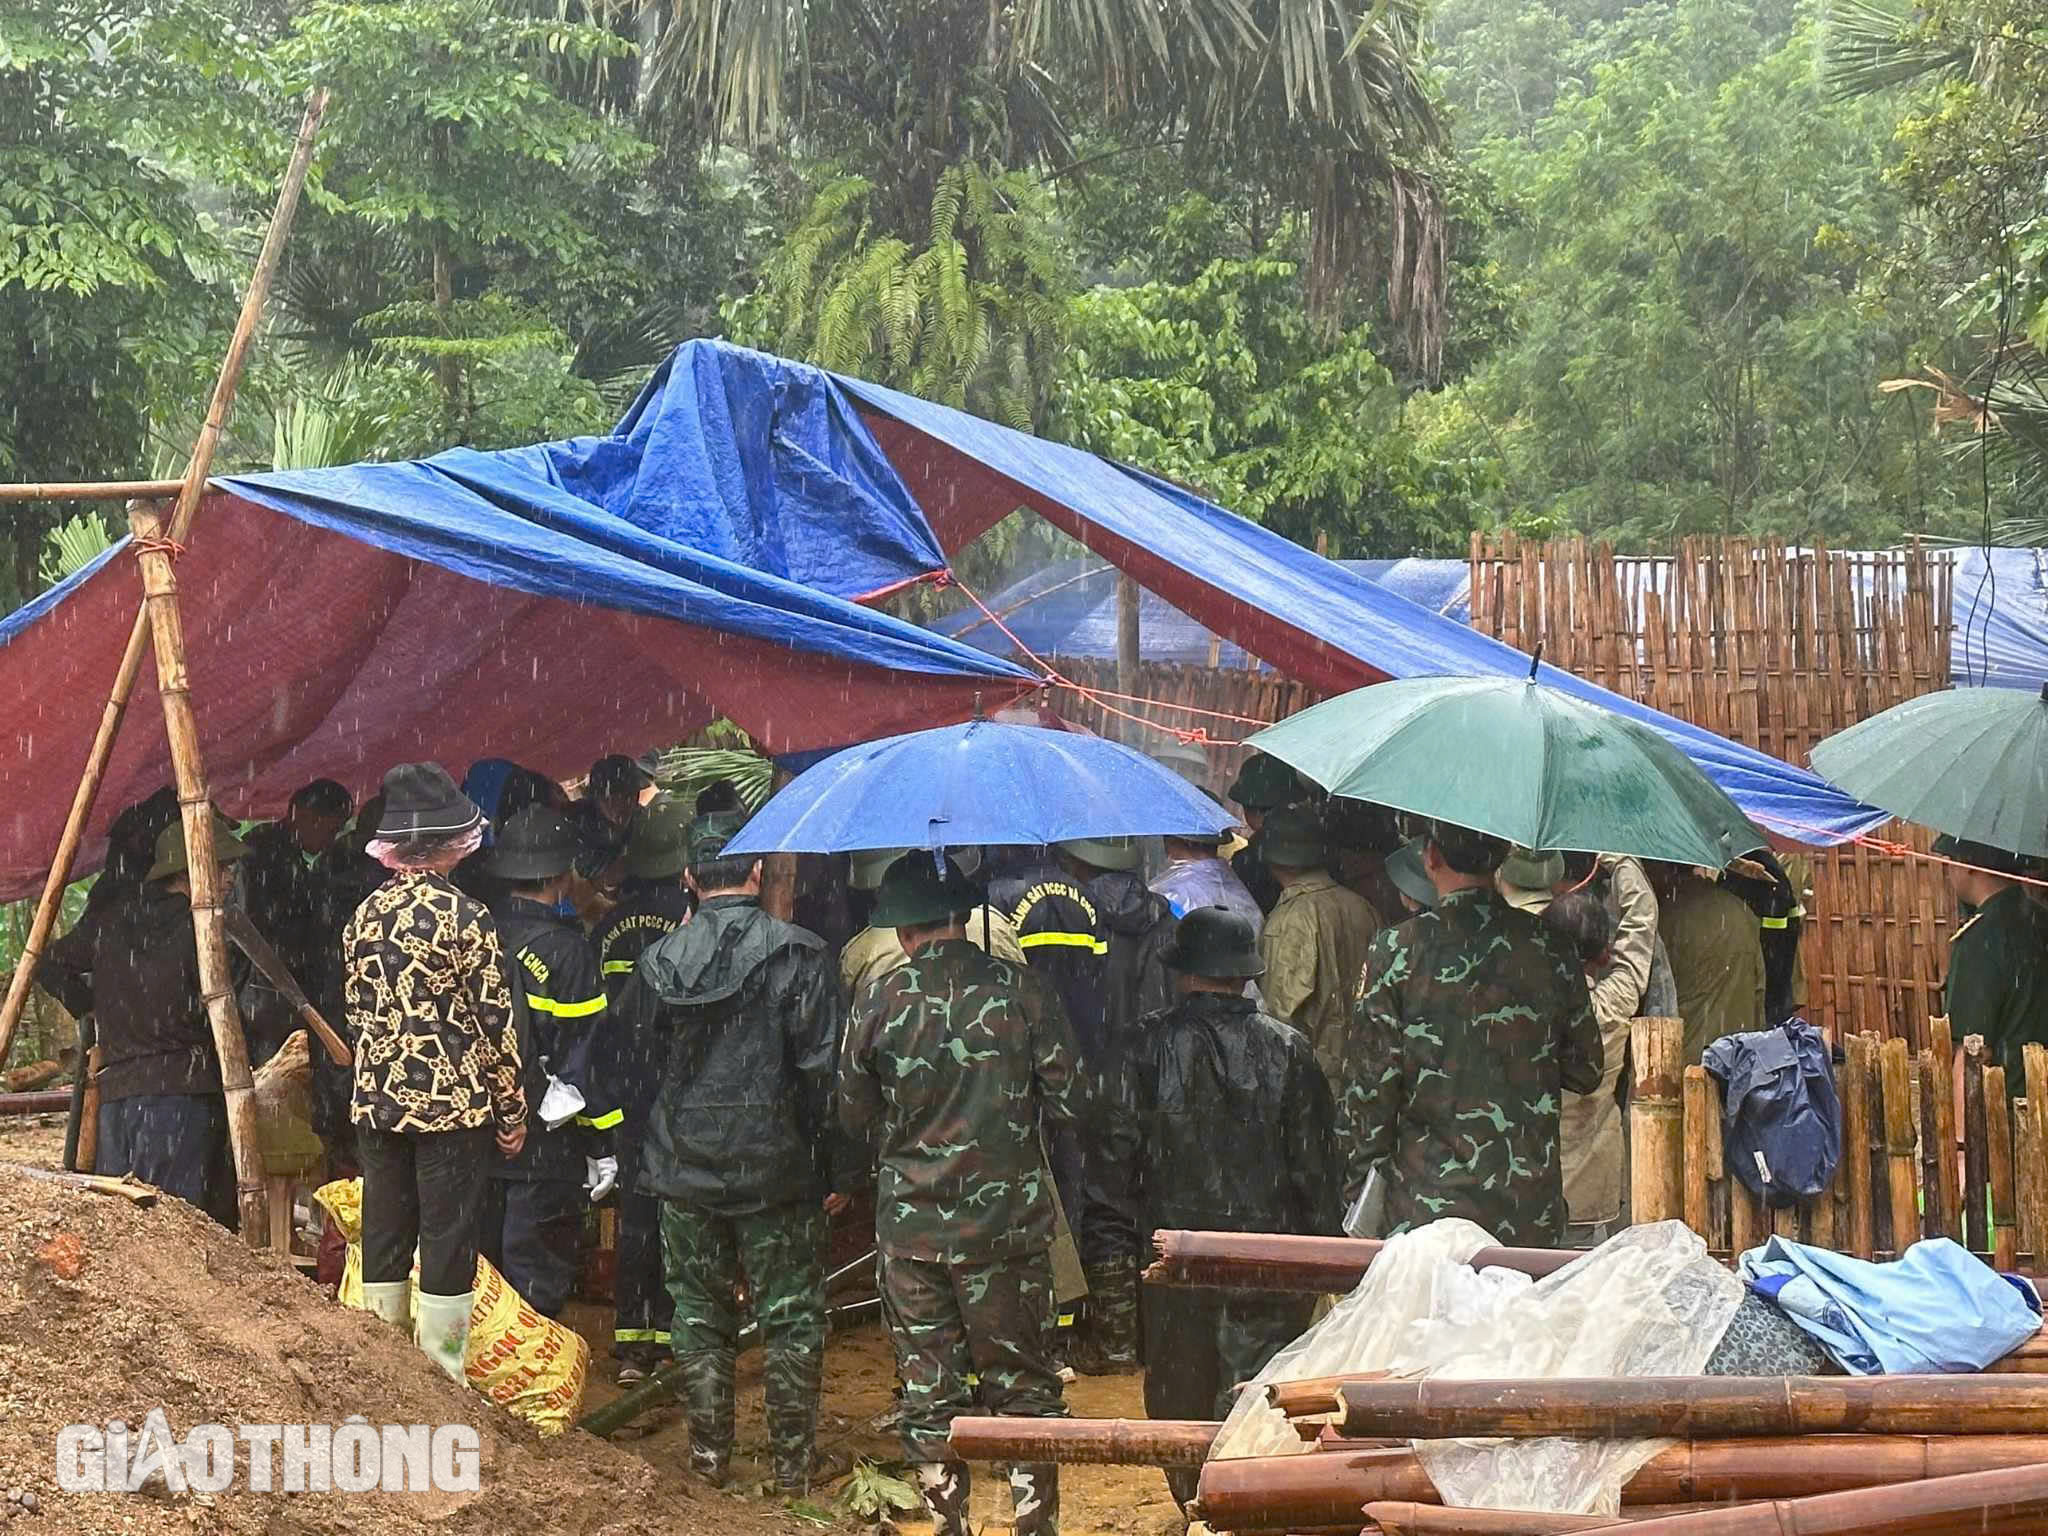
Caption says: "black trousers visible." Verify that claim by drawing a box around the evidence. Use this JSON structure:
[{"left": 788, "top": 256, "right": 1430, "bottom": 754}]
[
  {"left": 357, "top": 1124, "right": 492, "bottom": 1295},
  {"left": 613, "top": 1145, "right": 673, "bottom": 1355},
  {"left": 1142, "top": 1287, "right": 1313, "bottom": 1507},
  {"left": 98, "top": 1093, "right": 234, "bottom": 1227},
  {"left": 481, "top": 1176, "right": 583, "bottom": 1318}
]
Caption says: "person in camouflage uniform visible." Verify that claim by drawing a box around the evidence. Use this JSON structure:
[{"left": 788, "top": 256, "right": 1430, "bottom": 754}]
[
  {"left": 839, "top": 853, "right": 1084, "bottom": 1536},
  {"left": 616, "top": 812, "right": 849, "bottom": 1494},
  {"left": 1342, "top": 821, "right": 1601, "bottom": 1246}
]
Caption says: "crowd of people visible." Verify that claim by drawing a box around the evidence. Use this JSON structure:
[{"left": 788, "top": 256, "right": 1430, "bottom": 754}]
[{"left": 36, "top": 738, "right": 2048, "bottom": 1532}]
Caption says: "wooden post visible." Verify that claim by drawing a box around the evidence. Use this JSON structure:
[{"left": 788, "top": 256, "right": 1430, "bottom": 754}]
[
  {"left": 1115, "top": 573, "right": 1141, "bottom": 740},
  {"left": 2016, "top": 1094, "right": 2044, "bottom": 1268},
  {"left": 1682, "top": 1066, "right": 1712, "bottom": 1241},
  {"left": 0, "top": 89, "right": 330, "bottom": 1074},
  {"left": 1965, "top": 1035, "right": 1992, "bottom": 1253},
  {"left": 1987, "top": 1065, "right": 2018, "bottom": 1271},
  {"left": 1630, "top": 1017, "right": 1684, "bottom": 1224},
  {"left": 129, "top": 501, "right": 266, "bottom": 1245},
  {"left": 1841, "top": 1032, "right": 1876, "bottom": 1258},
  {"left": 1880, "top": 1037, "right": 1919, "bottom": 1257},
  {"left": 1704, "top": 1063, "right": 1729, "bottom": 1254},
  {"left": 2026, "top": 1045, "right": 2048, "bottom": 1266},
  {"left": 1927, "top": 1016, "right": 1962, "bottom": 1238},
  {"left": 759, "top": 766, "right": 796, "bottom": 921}
]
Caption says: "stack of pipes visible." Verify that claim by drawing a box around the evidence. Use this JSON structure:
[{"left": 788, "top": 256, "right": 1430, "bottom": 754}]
[{"left": 948, "top": 1228, "right": 2048, "bottom": 1535}]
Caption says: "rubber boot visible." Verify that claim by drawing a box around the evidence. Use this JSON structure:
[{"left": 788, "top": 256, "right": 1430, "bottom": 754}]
[
  {"left": 415, "top": 1291, "right": 473, "bottom": 1383},
  {"left": 676, "top": 1349, "right": 735, "bottom": 1487},
  {"left": 766, "top": 1343, "right": 823, "bottom": 1493},
  {"left": 1074, "top": 1259, "right": 1139, "bottom": 1374},
  {"left": 1009, "top": 1462, "right": 1060, "bottom": 1536},
  {"left": 916, "top": 1461, "right": 972, "bottom": 1536},
  {"left": 361, "top": 1280, "right": 412, "bottom": 1333}
]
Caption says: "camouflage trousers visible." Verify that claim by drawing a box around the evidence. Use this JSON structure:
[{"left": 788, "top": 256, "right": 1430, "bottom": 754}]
[
  {"left": 1142, "top": 1287, "right": 1313, "bottom": 1508},
  {"left": 879, "top": 1245, "right": 1068, "bottom": 1462},
  {"left": 661, "top": 1200, "right": 827, "bottom": 1465}
]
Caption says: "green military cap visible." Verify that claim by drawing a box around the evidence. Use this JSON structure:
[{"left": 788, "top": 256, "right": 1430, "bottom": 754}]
[
  {"left": 1162, "top": 905, "right": 1265, "bottom": 980},
  {"left": 688, "top": 809, "right": 751, "bottom": 864},
  {"left": 485, "top": 804, "right": 579, "bottom": 880},
  {"left": 146, "top": 815, "right": 250, "bottom": 884},
  {"left": 1932, "top": 832, "right": 2036, "bottom": 881},
  {"left": 1259, "top": 805, "right": 1327, "bottom": 870},
  {"left": 1226, "top": 751, "right": 1302, "bottom": 813},
  {"left": 869, "top": 852, "right": 979, "bottom": 928},
  {"left": 1151, "top": 739, "right": 1212, "bottom": 785},
  {"left": 1385, "top": 837, "right": 1436, "bottom": 910},
  {"left": 849, "top": 846, "right": 912, "bottom": 892},
  {"left": 1058, "top": 836, "right": 1142, "bottom": 872},
  {"left": 624, "top": 796, "right": 692, "bottom": 879},
  {"left": 1498, "top": 845, "right": 1563, "bottom": 913}
]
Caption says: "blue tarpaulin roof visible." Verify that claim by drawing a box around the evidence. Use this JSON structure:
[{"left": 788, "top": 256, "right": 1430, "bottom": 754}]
[{"left": 847, "top": 370, "right": 1887, "bottom": 844}]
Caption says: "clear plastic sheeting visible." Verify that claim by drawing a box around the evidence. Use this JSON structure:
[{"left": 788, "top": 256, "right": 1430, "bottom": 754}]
[{"left": 1209, "top": 1219, "right": 1745, "bottom": 1516}]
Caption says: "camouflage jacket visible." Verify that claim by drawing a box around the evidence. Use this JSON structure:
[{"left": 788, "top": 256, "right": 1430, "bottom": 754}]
[
  {"left": 838, "top": 937, "right": 1085, "bottom": 1262},
  {"left": 1343, "top": 885, "right": 1601, "bottom": 1245}
]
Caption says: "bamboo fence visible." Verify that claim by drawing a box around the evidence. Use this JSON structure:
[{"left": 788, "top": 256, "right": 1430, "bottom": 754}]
[
  {"left": 1468, "top": 535, "right": 1955, "bottom": 1046},
  {"left": 1662, "top": 1031, "right": 2048, "bottom": 1276}
]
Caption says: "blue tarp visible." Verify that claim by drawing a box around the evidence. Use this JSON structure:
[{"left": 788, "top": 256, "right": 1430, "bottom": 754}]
[{"left": 847, "top": 371, "right": 1886, "bottom": 843}]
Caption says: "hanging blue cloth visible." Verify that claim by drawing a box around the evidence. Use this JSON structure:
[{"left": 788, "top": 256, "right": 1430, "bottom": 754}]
[{"left": 1738, "top": 1236, "right": 2042, "bottom": 1374}]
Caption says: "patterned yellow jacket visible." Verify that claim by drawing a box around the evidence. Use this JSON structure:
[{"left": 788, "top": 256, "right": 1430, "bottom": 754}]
[{"left": 343, "top": 871, "right": 527, "bottom": 1134}]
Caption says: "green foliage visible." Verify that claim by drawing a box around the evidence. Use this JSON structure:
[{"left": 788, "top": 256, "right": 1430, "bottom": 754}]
[
  {"left": 837, "top": 1460, "right": 921, "bottom": 1523},
  {"left": 653, "top": 745, "right": 773, "bottom": 809}
]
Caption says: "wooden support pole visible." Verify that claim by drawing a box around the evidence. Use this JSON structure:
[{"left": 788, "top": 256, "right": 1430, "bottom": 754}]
[
  {"left": 1987, "top": 1065, "right": 2018, "bottom": 1271},
  {"left": 1841, "top": 1032, "right": 1876, "bottom": 1259},
  {"left": 1333, "top": 1375, "right": 2048, "bottom": 1440},
  {"left": 1146, "top": 1230, "right": 1579, "bottom": 1294},
  {"left": 1115, "top": 573, "right": 1141, "bottom": 738},
  {"left": 1926, "top": 1016, "right": 1962, "bottom": 1239},
  {"left": 129, "top": 502, "right": 266, "bottom": 1244},
  {"left": 1192, "top": 1435, "right": 2048, "bottom": 1531},
  {"left": 2016, "top": 1092, "right": 2044, "bottom": 1268},
  {"left": 0, "top": 89, "right": 330, "bottom": 1076},
  {"left": 1604, "top": 1461, "right": 2048, "bottom": 1536},
  {"left": 2026, "top": 1046, "right": 2048, "bottom": 1266},
  {"left": 1965, "top": 1034, "right": 1992, "bottom": 1253},
  {"left": 948, "top": 1417, "right": 1222, "bottom": 1467},
  {"left": 1629, "top": 1017, "right": 1684, "bottom": 1224},
  {"left": 1682, "top": 1065, "right": 1712, "bottom": 1241},
  {"left": 1880, "top": 1037, "right": 1919, "bottom": 1256},
  {"left": 0, "top": 479, "right": 189, "bottom": 503}
]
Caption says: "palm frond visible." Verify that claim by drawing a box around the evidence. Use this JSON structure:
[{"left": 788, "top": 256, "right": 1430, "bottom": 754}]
[
  {"left": 37, "top": 513, "right": 117, "bottom": 586},
  {"left": 1824, "top": 0, "right": 1975, "bottom": 99},
  {"left": 653, "top": 745, "right": 773, "bottom": 808}
]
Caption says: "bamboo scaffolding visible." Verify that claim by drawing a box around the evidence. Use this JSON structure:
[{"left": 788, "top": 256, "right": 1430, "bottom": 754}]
[
  {"left": 1606, "top": 1460, "right": 2048, "bottom": 1535},
  {"left": 1146, "top": 1231, "right": 1579, "bottom": 1294},
  {"left": 0, "top": 90, "right": 331, "bottom": 1085},
  {"left": 1331, "top": 1376, "right": 2048, "bottom": 1440},
  {"left": 1192, "top": 1435, "right": 2048, "bottom": 1531},
  {"left": 0, "top": 479, "right": 189, "bottom": 503}
]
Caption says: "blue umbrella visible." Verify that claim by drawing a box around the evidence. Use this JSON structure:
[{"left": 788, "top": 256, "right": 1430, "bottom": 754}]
[{"left": 722, "top": 719, "right": 1236, "bottom": 855}]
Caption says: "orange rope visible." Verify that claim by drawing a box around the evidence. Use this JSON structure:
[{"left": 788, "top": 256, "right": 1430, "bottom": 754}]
[{"left": 131, "top": 534, "right": 185, "bottom": 561}]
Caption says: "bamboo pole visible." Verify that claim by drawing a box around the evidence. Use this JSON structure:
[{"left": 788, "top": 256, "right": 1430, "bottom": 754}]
[
  {"left": 1268, "top": 1373, "right": 1395, "bottom": 1419},
  {"left": 1682, "top": 1066, "right": 1712, "bottom": 1241},
  {"left": 1927, "top": 1016, "right": 1962, "bottom": 1238},
  {"left": 1630, "top": 1017, "right": 1685, "bottom": 1224},
  {"left": 1146, "top": 1230, "right": 1580, "bottom": 1294},
  {"left": 1192, "top": 1435, "right": 2048, "bottom": 1531},
  {"left": 1965, "top": 1035, "right": 1992, "bottom": 1253},
  {"left": 948, "top": 1418, "right": 1222, "bottom": 1467},
  {"left": 1363, "top": 1507, "right": 1627, "bottom": 1535},
  {"left": 1880, "top": 1037, "right": 1919, "bottom": 1255},
  {"left": 1603, "top": 1461, "right": 2048, "bottom": 1536},
  {"left": 0, "top": 89, "right": 331, "bottom": 1076},
  {"left": 2016, "top": 1092, "right": 2044, "bottom": 1268},
  {"left": 0, "top": 479, "right": 189, "bottom": 503},
  {"left": 129, "top": 502, "right": 264, "bottom": 1243},
  {"left": 2026, "top": 1046, "right": 2048, "bottom": 1265},
  {"left": 1841, "top": 1032, "right": 1876, "bottom": 1259},
  {"left": 1987, "top": 1065, "right": 2017, "bottom": 1270},
  {"left": 1333, "top": 1376, "right": 2048, "bottom": 1440}
]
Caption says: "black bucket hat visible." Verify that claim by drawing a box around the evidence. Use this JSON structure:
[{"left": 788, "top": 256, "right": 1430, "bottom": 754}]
[
  {"left": 870, "top": 852, "right": 979, "bottom": 928},
  {"left": 1260, "top": 805, "right": 1328, "bottom": 869},
  {"left": 486, "top": 804, "right": 579, "bottom": 880},
  {"left": 589, "top": 753, "right": 651, "bottom": 800},
  {"left": 1162, "top": 905, "right": 1266, "bottom": 980},
  {"left": 1932, "top": 833, "right": 2037, "bottom": 881},
  {"left": 1226, "top": 752, "right": 1302, "bottom": 812},
  {"left": 376, "top": 763, "right": 483, "bottom": 842}
]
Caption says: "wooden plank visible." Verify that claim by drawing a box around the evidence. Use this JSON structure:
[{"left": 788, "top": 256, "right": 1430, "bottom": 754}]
[
  {"left": 1683, "top": 1066, "right": 1713, "bottom": 1241},
  {"left": 1966, "top": 1034, "right": 1992, "bottom": 1254},
  {"left": 1928, "top": 1016, "right": 1963, "bottom": 1238},
  {"left": 1881, "top": 1037, "right": 1920, "bottom": 1257},
  {"left": 1988, "top": 1065, "right": 2018, "bottom": 1271},
  {"left": 1841, "top": 1032, "right": 1877, "bottom": 1259}
]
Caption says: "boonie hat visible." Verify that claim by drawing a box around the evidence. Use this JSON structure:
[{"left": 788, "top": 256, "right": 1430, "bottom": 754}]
[
  {"left": 869, "top": 852, "right": 979, "bottom": 928},
  {"left": 486, "top": 805, "right": 579, "bottom": 881},
  {"left": 1162, "top": 906, "right": 1265, "bottom": 980}
]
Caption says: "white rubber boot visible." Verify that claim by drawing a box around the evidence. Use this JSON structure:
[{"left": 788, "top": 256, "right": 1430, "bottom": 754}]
[
  {"left": 362, "top": 1280, "right": 412, "bottom": 1332},
  {"left": 415, "top": 1291, "right": 474, "bottom": 1383}
]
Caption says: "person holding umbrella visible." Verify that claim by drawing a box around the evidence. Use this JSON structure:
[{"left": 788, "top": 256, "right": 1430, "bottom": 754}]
[
  {"left": 1937, "top": 835, "right": 2048, "bottom": 1084},
  {"left": 1342, "top": 819, "right": 1602, "bottom": 1246},
  {"left": 840, "top": 852, "right": 1083, "bottom": 1536}
]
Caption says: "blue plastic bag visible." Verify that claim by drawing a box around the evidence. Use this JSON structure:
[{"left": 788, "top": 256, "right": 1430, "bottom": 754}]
[{"left": 1703, "top": 1018, "right": 1841, "bottom": 1206}]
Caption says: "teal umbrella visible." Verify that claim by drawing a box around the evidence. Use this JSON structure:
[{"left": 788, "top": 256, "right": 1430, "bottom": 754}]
[
  {"left": 1244, "top": 675, "right": 1765, "bottom": 868},
  {"left": 1808, "top": 684, "right": 2048, "bottom": 857}
]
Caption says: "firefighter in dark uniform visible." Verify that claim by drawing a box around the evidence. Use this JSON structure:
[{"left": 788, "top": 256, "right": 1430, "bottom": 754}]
[
  {"left": 481, "top": 804, "right": 619, "bottom": 1317},
  {"left": 588, "top": 797, "right": 695, "bottom": 1381},
  {"left": 987, "top": 846, "right": 1107, "bottom": 1366}
]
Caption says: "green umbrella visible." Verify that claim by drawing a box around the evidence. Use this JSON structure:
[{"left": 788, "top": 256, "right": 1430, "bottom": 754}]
[
  {"left": 1808, "top": 684, "right": 2048, "bottom": 857},
  {"left": 1243, "top": 675, "right": 1765, "bottom": 868}
]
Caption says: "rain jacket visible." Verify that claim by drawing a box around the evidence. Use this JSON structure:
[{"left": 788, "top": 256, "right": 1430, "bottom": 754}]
[
  {"left": 1103, "top": 992, "right": 1340, "bottom": 1238},
  {"left": 622, "top": 894, "right": 842, "bottom": 1212},
  {"left": 1258, "top": 870, "right": 1382, "bottom": 1086},
  {"left": 989, "top": 857, "right": 1110, "bottom": 1064},
  {"left": 492, "top": 896, "right": 617, "bottom": 1184},
  {"left": 1084, "top": 869, "right": 1177, "bottom": 1078}
]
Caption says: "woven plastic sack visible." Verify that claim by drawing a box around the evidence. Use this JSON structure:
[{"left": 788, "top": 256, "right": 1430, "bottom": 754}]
[
  {"left": 1210, "top": 1219, "right": 1744, "bottom": 1516},
  {"left": 313, "top": 1178, "right": 589, "bottom": 1435}
]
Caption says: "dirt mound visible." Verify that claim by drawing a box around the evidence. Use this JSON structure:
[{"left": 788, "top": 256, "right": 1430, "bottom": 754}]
[{"left": 0, "top": 1169, "right": 800, "bottom": 1536}]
